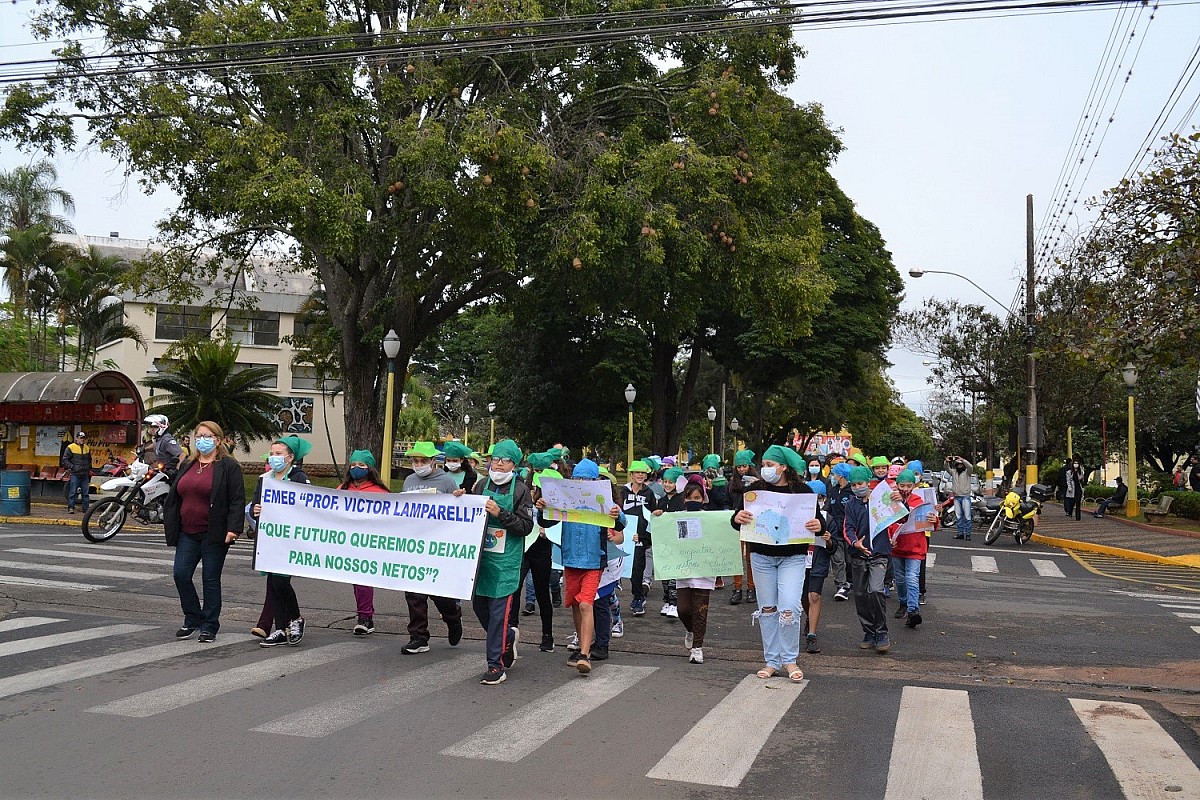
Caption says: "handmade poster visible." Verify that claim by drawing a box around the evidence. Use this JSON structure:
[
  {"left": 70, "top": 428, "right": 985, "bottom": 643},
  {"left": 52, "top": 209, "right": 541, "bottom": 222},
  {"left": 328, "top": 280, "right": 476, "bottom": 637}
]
[
  {"left": 894, "top": 488, "right": 938, "bottom": 536},
  {"left": 255, "top": 478, "right": 488, "bottom": 600},
  {"left": 650, "top": 511, "right": 743, "bottom": 580},
  {"left": 538, "top": 477, "right": 615, "bottom": 527},
  {"left": 739, "top": 491, "right": 818, "bottom": 545},
  {"left": 869, "top": 480, "right": 910, "bottom": 536}
]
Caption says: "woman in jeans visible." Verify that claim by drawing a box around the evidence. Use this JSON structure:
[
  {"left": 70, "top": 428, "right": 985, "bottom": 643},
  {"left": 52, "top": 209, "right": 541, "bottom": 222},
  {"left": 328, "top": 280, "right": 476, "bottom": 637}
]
[
  {"left": 251, "top": 435, "right": 312, "bottom": 647},
  {"left": 164, "top": 421, "right": 246, "bottom": 643},
  {"left": 731, "top": 444, "right": 825, "bottom": 683}
]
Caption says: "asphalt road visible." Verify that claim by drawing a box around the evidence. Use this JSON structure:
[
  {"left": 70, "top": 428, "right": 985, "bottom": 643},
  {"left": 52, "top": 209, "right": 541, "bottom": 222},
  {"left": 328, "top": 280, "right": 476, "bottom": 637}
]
[{"left": 0, "top": 523, "right": 1197, "bottom": 800}]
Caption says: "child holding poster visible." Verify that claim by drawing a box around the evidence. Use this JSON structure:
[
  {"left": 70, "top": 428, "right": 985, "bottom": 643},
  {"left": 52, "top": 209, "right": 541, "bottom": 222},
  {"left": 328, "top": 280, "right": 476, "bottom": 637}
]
[
  {"left": 338, "top": 450, "right": 390, "bottom": 636},
  {"left": 843, "top": 465, "right": 891, "bottom": 653},
  {"left": 468, "top": 439, "right": 534, "bottom": 686},
  {"left": 535, "top": 458, "right": 625, "bottom": 676},
  {"left": 676, "top": 480, "right": 716, "bottom": 665},
  {"left": 888, "top": 469, "right": 936, "bottom": 629},
  {"left": 731, "top": 445, "right": 826, "bottom": 683}
]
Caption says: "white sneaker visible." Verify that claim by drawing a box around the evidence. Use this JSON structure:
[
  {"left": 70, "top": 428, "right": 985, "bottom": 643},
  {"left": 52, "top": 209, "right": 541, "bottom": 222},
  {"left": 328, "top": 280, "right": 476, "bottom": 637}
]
[
  {"left": 689, "top": 647, "right": 704, "bottom": 664},
  {"left": 660, "top": 603, "right": 670, "bottom": 616},
  {"left": 567, "top": 631, "right": 579, "bottom": 650},
  {"left": 684, "top": 630, "right": 693, "bottom": 649},
  {"left": 665, "top": 603, "right": 679, "bottom": 619},
  {"left": 611, "top": 620, "right": 624, "bottom": 638}
]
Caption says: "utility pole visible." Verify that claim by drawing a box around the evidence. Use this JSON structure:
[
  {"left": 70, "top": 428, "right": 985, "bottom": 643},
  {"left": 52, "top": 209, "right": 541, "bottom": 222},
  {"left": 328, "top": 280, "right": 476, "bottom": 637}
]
[{"left": 1025, "top": 194, "right": 1039, "bottom": 488}]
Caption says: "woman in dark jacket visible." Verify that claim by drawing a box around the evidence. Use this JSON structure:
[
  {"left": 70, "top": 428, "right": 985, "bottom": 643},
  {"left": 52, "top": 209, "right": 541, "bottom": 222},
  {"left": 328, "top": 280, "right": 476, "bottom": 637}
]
[{"left": 164, "top": 420, "right": 246, "bottom": 642}]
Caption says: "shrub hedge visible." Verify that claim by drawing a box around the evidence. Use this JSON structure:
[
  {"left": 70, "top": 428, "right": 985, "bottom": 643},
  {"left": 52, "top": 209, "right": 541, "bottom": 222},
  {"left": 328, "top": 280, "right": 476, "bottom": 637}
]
[{"left": 1158, "top": 491, "right": 1200, "bottom": 520}]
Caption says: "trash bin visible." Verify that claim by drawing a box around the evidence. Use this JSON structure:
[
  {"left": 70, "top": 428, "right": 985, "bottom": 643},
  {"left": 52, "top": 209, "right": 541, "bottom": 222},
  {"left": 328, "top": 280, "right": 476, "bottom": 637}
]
[{"left": 0, "top": 469, "right": 31, "bottom": 516}]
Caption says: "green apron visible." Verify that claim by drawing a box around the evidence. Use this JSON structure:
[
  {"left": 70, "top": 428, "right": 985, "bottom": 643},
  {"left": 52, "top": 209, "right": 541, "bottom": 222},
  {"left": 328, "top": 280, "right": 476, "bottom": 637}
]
[
  {"left": 448, "top": 469, "right": 467, "bottom": 488},
  {"left": 474, "top": 478, "right": 523, "bottom": 598}
]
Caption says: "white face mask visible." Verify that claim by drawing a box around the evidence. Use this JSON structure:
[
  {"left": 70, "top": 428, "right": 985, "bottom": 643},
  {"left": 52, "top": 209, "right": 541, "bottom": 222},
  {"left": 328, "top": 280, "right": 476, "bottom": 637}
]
[
  {"left": 760, "top": 466, "right": 781, "bottom": 485},
  {"left": 445, "top": 460, "right": 463, "bottom": 472},
  {"left": 488, "top": 469, "right": 514, "bottom": 485},
  {"left": 412, "top": 464, "right": 433, "bottom": 478}
]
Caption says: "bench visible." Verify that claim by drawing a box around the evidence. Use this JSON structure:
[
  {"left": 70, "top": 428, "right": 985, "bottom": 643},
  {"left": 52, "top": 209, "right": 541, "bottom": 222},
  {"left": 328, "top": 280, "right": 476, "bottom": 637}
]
[
  {"left": 32, "top": 467, "right": 71, "bottom": 497},
  {"left": 1143, "top": 495, "right": 1174, "bottom": 519}
]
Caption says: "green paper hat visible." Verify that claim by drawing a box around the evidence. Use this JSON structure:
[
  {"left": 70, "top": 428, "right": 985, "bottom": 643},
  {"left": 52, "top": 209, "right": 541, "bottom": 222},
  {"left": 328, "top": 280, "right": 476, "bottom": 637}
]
[
  {"left": 533, "top": 467, "right": 562, "bottom": 488},
  {"left": 491, "top": 438, "right": 522, "bottom": 464},
  {"left": 628, "top": 460, "right": 651, "bottom": 474},
  {"left": 663, "top": 466, "right": 685, "bottom": 483},
  {"left": 701, "top": 454, "right": 720, "bottom": 470},
  {"left": 849, "top": 453, "right": 869, "bottom": 467},
  {"left": 734, "top": 449, "right": 755, "bottom": 467},
  {"left": 849, "top": 465, "right": 873, "bottom": 483},
  {"left": 348, "top": 449, "right": 376, "bottom": 468},
  {"left": 598, "top": 466, "right": 616, "bottom": 482},
  {"left": 274, "top": 435, "right": 313, "bottom": 460},
  {"left": 869, "top": 455, "right": 890, "bottom": 468},
  {"left": 897, "top": 469, "right": 917, "bottom": 484},
  {"left": 405, "top": 441, "right": 439, "bottom": 458},
  {"left": 762, "top": 444, "right": 804, "bottom": 475},
  {"left": 443, "top": 441, "right": 471, "bottom": 459},
  {"left": 527, "top": 451, "right": 554, "bottom": 471}
]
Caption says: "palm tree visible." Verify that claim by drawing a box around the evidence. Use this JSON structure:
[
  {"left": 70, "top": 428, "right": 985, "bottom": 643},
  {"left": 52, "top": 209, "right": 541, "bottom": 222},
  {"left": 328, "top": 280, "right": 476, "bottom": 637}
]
[
  {"left": 53, "top": 247, "right": 146, "bottom": 370},
  {"left": 141, "top": 338, "right": 282, "bottom": 449},
  {"left": 3, "top": 226, "right": 76, "bottom": 366},
  {"left": 0, "top": 160, "right": 75, "bottom": 233}
]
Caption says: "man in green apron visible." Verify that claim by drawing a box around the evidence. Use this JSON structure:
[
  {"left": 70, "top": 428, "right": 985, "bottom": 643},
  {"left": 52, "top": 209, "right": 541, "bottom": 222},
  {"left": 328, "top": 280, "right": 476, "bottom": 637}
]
[{"left": 469, "top": 438, "right": 534, "bottom": 685}]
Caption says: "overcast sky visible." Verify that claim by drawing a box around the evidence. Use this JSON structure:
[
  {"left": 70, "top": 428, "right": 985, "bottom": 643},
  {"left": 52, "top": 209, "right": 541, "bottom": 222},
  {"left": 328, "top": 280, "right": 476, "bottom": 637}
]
[{"left": 2, "top": 2, "right": 1198, "bottom": 416}]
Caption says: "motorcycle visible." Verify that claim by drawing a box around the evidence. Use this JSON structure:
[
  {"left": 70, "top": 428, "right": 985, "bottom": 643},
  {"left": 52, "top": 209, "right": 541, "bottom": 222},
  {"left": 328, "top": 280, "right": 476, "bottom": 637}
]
[
  {"left": 984, "top": 484, "right": 1048, "bottom": 546},
  {"left": 81, "top": 460, "right": 171, "bottom": 543},
  {"left": 972, "top": 493, "right": 1004, "bottom": 529},
  {"left": 97, "top": 452, "right": 129, "bottom": 478}
]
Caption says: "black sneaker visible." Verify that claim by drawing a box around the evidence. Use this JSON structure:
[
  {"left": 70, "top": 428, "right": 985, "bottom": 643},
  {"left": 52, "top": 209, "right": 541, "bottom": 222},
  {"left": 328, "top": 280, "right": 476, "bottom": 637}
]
[
  {"left": 575, "top": 655, "right": 592, "bottom": 675},
  {"left": 539, "top": 634, "right": 554, "bottom": 652},
  {"left": 590, "top": 646, "right": 609, "bottom": 661},
  {"left": 480, "top": 666, "right": 506, "bottom": 685},
  {"left": 523, "top": 602, "right": 535, "bottom": 615},
  {"left": 566, "top": 649, "right": 581, "bottom": 666},
  {"left": 197, "top": 631, "right": 215, "bottom": 643},
  {"left": 551, "top": 590, "right": 562, "bottom": 608},
  {"left": 502, "top": 627, "right": 519, "bottom": 668},
  {"left": 287, "top": 618, "right": 303, "bottom": 645},
  {"left": 353, "top": 617, "right": 374, "bottom": 635},
  {"left": 894, "top": 606, "right": 907, "bottom": 619},
  {"left": 447, "top": 619, "right": 463, "bottom": 647},
  {"left": 906, "top": 612, "right": 922, "bottom": 628},
  {"left": 746, "top": 589, "right": 757, "bottom": 605},
  {"left": 729, "top": 589, "right": 742, "bottom": 605},
  {"left": 402, "top": 638, "right": 430, "bottom": 654},
  {"left": 175, "top": 626, "right": 197, "bottom": 639},
  {"left": 260, "top": 629, "right": 288, "bottom": 647},
  {"left": 805, "top": 634, "right": 821, "bottom": 654}
]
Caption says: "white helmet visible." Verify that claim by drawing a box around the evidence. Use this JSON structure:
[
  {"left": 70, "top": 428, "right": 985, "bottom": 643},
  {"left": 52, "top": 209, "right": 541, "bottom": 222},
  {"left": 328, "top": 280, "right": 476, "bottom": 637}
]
[{"left": 143, "top": 414, "right": 169, "bottom": 434}]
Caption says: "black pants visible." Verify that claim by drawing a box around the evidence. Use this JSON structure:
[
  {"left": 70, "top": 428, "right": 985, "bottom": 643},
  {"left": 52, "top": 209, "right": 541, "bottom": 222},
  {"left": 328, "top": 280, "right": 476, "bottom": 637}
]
[
  {"left": 266, "top": 574, "right": 299, "bottom": 630},
  {"left": 405, "top": 592, "right": 461, "bottom": 641},
  {"left": 632, "top": 544, "right": 648, "bottom": 599},
  {"left": 512, "top": 535, "right": 553, "bottom": 637},
  {"left": 1064, "top": 495, "right": 1082, "bottom": 519}
]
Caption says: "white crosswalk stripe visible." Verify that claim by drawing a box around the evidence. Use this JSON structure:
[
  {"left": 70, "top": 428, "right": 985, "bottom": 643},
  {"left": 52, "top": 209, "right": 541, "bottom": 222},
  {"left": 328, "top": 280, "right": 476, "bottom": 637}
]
[
  {"left": 251, "top": 652, "right": 479, "bottom": 738},
  {"left": 0, "top": 616, "right": 65, "bottom": 634},
  {"left": 646, "top": 673, "right": 807, "bottom": 788},
  {"left": 1157, "top": 604, "right": 1200, "bottom": 610},
  {"left": 65, "top": 542, "right": 252, "bottom": 561},
  {"left": 0, "top": 574, "right": 109, "bottom": 591},
  {"left": 0, "top": 624, "right": 155, "bottom": 658},
  {"left": 1030, "top": 558, "right": 1065, "bottom": 578},
  {"left": 1192, "top": 626, "right": 1200, "bottom": 635},
  {"left": 7, "top": 547, "right": 174, "bottom": 567},
  {"left": 1172, "top": 612, "right": 1200, "bottom": 620},
  {"left": 970, "top": 555, "right": 998, "bottom": 573},
  {"left": 1071, "top": 698, "right": 1200, "bottom": 799},
  {"left": 0, "top": 559, "right": 160, "bottom": 581},
  {"left": 886, "top": 686, "right": 983, "bottom": 800},
  {"left": 0, "top": 634, "right": 253, "bottom": 700},
  {"left": 87, "top": 642, "right": 374, "bottom": 718},
  {"left": 926, "top": 552, "right": 936, "bottom": 568}
]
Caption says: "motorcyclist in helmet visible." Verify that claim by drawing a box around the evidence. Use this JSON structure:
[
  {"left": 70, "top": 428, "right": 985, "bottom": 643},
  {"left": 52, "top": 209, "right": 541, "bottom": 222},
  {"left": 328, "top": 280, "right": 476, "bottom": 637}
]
[{"left": 142, "top": 414, "right": 184, "bottom": 476}]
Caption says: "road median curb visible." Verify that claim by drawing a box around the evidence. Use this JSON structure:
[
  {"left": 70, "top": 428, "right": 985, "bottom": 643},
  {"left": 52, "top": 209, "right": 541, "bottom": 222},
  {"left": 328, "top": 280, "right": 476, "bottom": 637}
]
[
  {"left": 0, "top": 515, "right": 156, "bottom": 533},
  {"left": 1030, "top": 533, "right": 1199, "bottom": 568}
]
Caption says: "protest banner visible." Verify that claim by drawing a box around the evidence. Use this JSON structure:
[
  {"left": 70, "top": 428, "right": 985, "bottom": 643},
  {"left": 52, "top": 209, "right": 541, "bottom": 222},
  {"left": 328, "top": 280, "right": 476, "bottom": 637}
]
[
  {"left": 538, "top": 477, "right": 615, "bottom": 527},
  {"left": 894, "top": 488, "right": 937, "bottom": 536},
  {"left": 739, "top": 491, "right": 817, "bottom": 545},
  {"left": 650, "top": 511, "right": 743, "bottom": 580},
  {"left": 869, "top": 480, "right": 910, "bottom": 536},
  {"left": 255, "top": 478, "right": 488, "bottom": 601}
]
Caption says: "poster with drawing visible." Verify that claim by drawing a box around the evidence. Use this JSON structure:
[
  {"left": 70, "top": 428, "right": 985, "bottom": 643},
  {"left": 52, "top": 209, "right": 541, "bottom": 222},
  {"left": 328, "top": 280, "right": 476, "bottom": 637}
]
[
  {"left": 739, "top": 491, "right": 817, "bottom": 545},
  {"left": 538, "top": 478, "right": 615, "bottom": 527}
]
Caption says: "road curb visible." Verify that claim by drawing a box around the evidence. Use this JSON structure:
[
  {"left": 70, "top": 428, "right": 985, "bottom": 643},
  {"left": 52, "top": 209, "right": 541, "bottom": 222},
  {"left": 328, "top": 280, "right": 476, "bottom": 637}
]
[
  {"left": 0, "top": 515, "right": 156, "bottom": 533},
  {"left": 1030, "top": 533, "right": 1200, "bottom": 568},
  {"left": 1102, "top": 514, "right": 1200, "bottom": 540}
]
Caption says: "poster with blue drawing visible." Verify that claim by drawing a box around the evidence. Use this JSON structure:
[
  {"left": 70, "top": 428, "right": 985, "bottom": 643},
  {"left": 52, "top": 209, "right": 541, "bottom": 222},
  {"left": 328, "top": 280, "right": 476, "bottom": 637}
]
[{"left": 739, "top": 491, "right": 818, "bottom": 545}]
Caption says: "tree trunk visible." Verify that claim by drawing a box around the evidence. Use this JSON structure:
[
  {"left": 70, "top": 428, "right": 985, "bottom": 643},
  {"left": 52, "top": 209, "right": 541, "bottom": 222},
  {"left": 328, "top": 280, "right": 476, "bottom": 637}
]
[
  {"left": 649, "top": 335, "right": 677, "bottom": 455},
  {"left": 667, "top": 349, "right": 703, "bottom": 456}
]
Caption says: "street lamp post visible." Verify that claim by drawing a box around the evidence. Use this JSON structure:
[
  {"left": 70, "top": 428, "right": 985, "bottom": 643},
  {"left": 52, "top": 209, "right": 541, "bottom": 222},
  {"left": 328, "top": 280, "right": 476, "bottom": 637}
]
[
  {"left": 729, "top": 417, "right": 739, "bottom": 458},
  {"left": 463, "top": 414, "right": 471, "bottom": 449},
  {"left": 707, "top": 406, "right": 716, "bottom": 455},
  {"left": 1122, "top": 363, "right": 1140, "bottom": 517},
  {"left": 381, "top": 330, "right": 402, "bottom": 486},
  {"left": 908, "top": 268, "right": 1009, "bottom": 312},
  {"left": 145, "top": 363, "right": 159, "bottom": 401},
  {"left": 488, "top": 403, "right": 496, "bottom": 449},
  {"left": 624, "top": 384, "right": 636, "bottom": 471}
]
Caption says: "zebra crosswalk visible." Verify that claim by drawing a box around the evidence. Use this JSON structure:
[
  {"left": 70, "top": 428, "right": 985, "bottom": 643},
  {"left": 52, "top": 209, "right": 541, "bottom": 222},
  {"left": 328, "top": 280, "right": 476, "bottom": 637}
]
[
  {"left": 1112, "top": 590, "right": 1200, "bottom": 635},
  {"left": 0, "top": 614, "right": 1195, "bottom": 798}
]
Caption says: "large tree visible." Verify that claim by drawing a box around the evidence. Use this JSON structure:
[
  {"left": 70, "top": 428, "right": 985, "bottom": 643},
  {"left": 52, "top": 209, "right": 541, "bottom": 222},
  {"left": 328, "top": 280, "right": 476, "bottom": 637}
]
[
  {"left": 0, "top": 160, "right": 75, "bottom": 233},
  {"left": 2, "top": 0, "right": 835, "bottom": 461}
]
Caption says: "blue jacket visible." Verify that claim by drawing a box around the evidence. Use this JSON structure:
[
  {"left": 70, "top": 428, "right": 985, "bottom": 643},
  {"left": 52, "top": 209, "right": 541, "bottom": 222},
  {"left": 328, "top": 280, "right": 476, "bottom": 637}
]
[
  {"left": 538, "top": 510, "right": 626, "bottom": 569},
  {"left": 843, "top": 495, "right": 890, "bottom": 557}
]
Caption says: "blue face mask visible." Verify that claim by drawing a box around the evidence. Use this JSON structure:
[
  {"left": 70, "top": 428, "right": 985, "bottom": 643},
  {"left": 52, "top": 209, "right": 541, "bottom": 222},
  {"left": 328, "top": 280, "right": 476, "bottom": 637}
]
[
  {"left": 349, "top": 466, "right": 369, "bottom": 481},
  {"left": 268, "top": 455, "right": 288, "bottom": 473},
  {"left": 194, "top": 437, "right": 215, "bottom": 454},
  {"left": 808, "top": 465, "right": 820, "bottom": 474}
]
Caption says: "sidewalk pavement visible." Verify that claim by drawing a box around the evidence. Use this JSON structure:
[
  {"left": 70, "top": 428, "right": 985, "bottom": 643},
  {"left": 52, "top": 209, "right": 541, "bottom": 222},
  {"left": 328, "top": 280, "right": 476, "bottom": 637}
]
[
  {"left": 0, "top": 500, "right": 155, "bottom": 531},
  {"left": 1032, "top": 501, "right": 1200, "bottom": 568}
]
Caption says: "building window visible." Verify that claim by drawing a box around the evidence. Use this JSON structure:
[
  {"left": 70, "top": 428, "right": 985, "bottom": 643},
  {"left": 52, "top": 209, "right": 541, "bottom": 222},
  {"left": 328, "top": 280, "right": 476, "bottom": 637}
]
[
  {"left": 233, "top": 362, "right": 279, "bottom": 389},
  {"left": 291, "top": 364, "right": 328, "bottom": 392},
  {"left": 155, "top": 306, "right": 210, "bottom": 341},
  {"left": 227, "top": 310, "right": 280, "bottom": 347}
]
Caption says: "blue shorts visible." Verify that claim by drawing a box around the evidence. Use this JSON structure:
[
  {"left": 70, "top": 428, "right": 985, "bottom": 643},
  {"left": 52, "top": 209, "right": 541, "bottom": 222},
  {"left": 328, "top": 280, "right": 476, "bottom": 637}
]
[{"left": 805, "top": 546, "right": 832, "bottom": 594}]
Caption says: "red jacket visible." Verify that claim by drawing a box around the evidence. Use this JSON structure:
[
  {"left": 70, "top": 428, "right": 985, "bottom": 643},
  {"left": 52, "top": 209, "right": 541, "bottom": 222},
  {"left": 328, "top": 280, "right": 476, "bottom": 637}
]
[{"left": 889, "top": 488, "right": 935, "bottom": 559}]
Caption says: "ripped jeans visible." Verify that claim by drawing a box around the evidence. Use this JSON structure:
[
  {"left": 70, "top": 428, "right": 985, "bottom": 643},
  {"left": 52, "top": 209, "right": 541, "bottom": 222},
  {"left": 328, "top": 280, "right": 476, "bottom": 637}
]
[{"left": 749, "top": 551, "right": 807, "bottom": 668}]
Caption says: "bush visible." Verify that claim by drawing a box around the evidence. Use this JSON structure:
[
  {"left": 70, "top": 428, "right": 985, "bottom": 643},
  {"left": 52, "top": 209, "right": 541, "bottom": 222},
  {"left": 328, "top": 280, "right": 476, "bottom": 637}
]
[
  {"left": 1040, "top": 458, "right": 1063, "bottom": 495},
  {"left": 1084, "top": 484, "right": 1116, "bottom": 500},
  {"left": 1158, "top": 490, "right": 1200, "bottom": 520}
]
